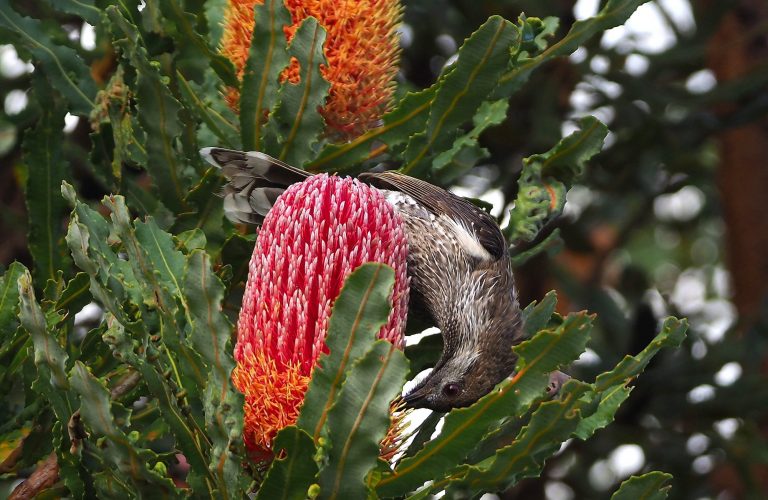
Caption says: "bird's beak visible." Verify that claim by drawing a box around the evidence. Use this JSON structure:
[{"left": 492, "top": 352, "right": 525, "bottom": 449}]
[{"left": 401, "top": 388, "right": 429, "bottom": 409}]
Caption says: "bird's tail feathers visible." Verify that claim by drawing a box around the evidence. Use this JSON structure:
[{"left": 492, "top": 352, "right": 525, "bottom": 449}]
[{"left": 200, "top": 147, "right": 311, "bottom": 225}]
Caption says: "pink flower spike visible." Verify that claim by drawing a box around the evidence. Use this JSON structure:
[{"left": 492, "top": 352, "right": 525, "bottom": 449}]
[{"left": 232, "top": 174, "right": 409, "bottom": 457}]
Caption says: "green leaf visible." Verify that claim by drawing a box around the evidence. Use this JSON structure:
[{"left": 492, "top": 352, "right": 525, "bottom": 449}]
[
  {"left": 263, "top": 17, "right": 330, "bottom": 167},
  {"left": 158, "top": 0, "right": 238, "bottom": 86},
  {"left": 108, "top": 7, "right": 190, "bottom": 212},
  {"left": 450, "top": 380, "right": 593, "bottom": 494},
  {"left": 24, "top": 76, "right": 68, "bottom": 288},
  {"left": 0, "top": 4, "right": 96, "bottom": 115},
  {"left": 401, "top": 16, "right": 517, "bottom": 176},
  {"left": 256, "top": 427, "right": 318, "bottom": 500},
  {"left": 313, "top": 3, "right": 646, "bottom": 175},
  {"left": 176, "top": 71, "right": 239, "bottom": 149},
  {"left": 521, "top": 290, "right": 558, "bottom": 338},
  {"left": 18, "top": 269, "right": 70, "bottom": 413},
  {"left": 376, "top": 312, "right": 592, "bottom": 497},
  {"left": 505, "top": 117, "right": 607, "bottom": 243},
  {"left": 297, "top": 263, "right": 396, "bottom": 442},
  {"left": 611, "top": 471, "right": 673, "bottom": 500},
  {"left": 497, "top": 0, "right": 651, "bottom": 94},
  {"left": 48, "top": 0, "right": 101, "bottom": 25},
  {"left": 319, "top": 341, "right": 408, "bottom": 499},
  {"left": 309, "top": 86, "right": 437, "bottom": 174},
  {"left": 0, "top": 262, "right": 25, "bottom": 338},
  {"left": 432, "top": 99, "right": 509, "bottom": 183},
  {"left": 69, "top": 361, "right": 180, "bottom": 496},
  {"left": 101, "top": 316, "right": 217, "bottom": 495},
  {"left": 574, "top": 317, "right": 688, "bottom": 440},
  {"left": 240, "top": 0, "right": 292, "bottom": 151},
  {"left": 55, "top": 272, "right": 91, "bottom": 315},
  {"left": 183, "top": 249, "right": 248, "bottom": 496}
]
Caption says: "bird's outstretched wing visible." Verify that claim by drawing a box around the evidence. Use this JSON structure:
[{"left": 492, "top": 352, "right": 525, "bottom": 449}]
[
  {"left": 200, "top": 148, "right": 311, "bottom": 225},
  {"left": 359, "top": 171, "right": 507, "bottom": 260}
]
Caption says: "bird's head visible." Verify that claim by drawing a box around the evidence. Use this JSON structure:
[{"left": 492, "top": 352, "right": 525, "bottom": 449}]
[{"left": 402, "top": 347, "right": 515, "bottom": 412}]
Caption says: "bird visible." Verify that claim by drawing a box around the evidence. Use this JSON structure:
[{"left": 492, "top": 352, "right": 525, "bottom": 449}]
[{"left": 200, "top": 147, "right": 525, "bottom": 412}]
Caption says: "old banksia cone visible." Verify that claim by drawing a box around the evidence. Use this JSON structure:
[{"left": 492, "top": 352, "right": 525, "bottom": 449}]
[
  {"left": 232, "top": 175, "right": 409, "bottom": 456},
  {"left": 220, "top": 0, "right": 402, "bottom": 139}
]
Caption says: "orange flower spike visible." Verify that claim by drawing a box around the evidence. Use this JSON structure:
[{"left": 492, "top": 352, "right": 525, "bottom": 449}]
[{"left": 220, "top": 0, "right": 402, "bottom": 139}]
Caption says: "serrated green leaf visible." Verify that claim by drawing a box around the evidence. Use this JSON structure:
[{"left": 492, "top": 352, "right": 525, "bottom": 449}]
[
  {"left": 505, "top": 117, "right": 607, "bottom": 243},
  {"left": 297, "top": 263, "right": 396, "bottom": 442},
  {"left": 18, "top": 270, "right": 70, "bottom": 408},
  {"left": 101, "top": 316, "right": 217, "bottom": 496},
  {"left": 0, "top": 4, "right": 96, "bottom": 115},
  {"left": 240, "top": 0, "right": 292, "bottom": 151},
  {"left": 176, "top": 71, "right": 239, "bottom": 149},
  {"left": 263, "top": 17, "right": 329, "bottom": 167},
  {"left": 376, "top": 312, "right": 592, "bottom": 497},
  {"left": 401, "top": 16, "right": 516, "bottom": 177},
  {"left": 158, "top": 0, "right": 238, "bottom": 86},
  {"left": 309, "top": 86, "right": 437, "bottom": 174},
  {"left": 183, "top": 249, "right": 248, "bottom": 496},
  {"left": 320, "top": 341, "right": 408, "bottom": 499},
  {"left": 256, "top": 426, "right": 318, "bottom": 500},
  {"left": 594, "top": 317, "right": 687, "bottom": 392},
  {"left": 108, "top": 7, "right": 190, "bottom": 212},
  {"left": 0, "top": 262, "right": 25, "bottom": 338},
  {"left": 497, "top": 0, "right": 651, "bottom": 94},
  {"left": 48, "top": 0, "right": 101, "bottom": 25},
  {"left": 611, "top": 471, "right": 673, "bottom": 500},
  {"left": 450, "top": 380, "right": 592, "bottom": 494},
  {"left": 572, "top": 318, "right": 687, "bottom": 442},
  {"left": 55, "top": 272, "right": 91, "bottom": 315},
  {"left": 521, "top": 291, "right": 558, "bottom": 338},
  {"left": 24, "top": 76, "right": 68, "bottom": 288},
  {"left": 69, "top": 361, "right": 181, "bottom": 496},
  {"left": 432, "top": 99, "right": 509, "bottom": 183}
]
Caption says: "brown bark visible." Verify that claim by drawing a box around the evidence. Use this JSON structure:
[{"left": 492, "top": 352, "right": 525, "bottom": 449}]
[
  {"left": 9, "top": 452, "right": 59, "bottom": 500},
  {"left": 708, "top": 0, "right": 768, "bottom": 325}
]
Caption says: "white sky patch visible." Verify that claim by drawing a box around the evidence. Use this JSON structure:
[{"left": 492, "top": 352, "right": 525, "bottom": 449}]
[
  {"left": 608, "top": 444, "right": 645, "bottom": 478},
  {"left": 714, "top": 362, "right": 742, "bottom": 386},
  {"left": 686, "top": 69, "right": 717, "bottom": 94},
  {"left": 654, "top": 185, "right": 706, "bottom": 222},
  {"left": 573, "top": 0, "right": 600, "bottom": 20},
  {"left": 601, "top": 2, "right": 678, "bottom": 54},
  {"left": 687, "top": 384, "right": 715, "bottom": 404},
  {"left": 624, "top": 53, "right": 650, "bottom": 76},
  {"left": 4, "top": 89, "right": 28, "bottom": 115},
  {"left": 713, "top": 418, "right": 739, "bottom": 440},
  {"left": 659, "top": 0, "right": 696, "bottom": 34},
  {"left": 545, "top": 481, "right": 575, "bottom": 500},
  {"left": 81, "top": 22, "right": 97, "bottom": 51},
  {"left": 1, "top": 45, "right": 34, "bottom": 78},
  {"left": 686, "top": 433, "right": 710, "bottom": 455},
  {"left": 64, "top": 113, "right": 80, "bottom": 133}
]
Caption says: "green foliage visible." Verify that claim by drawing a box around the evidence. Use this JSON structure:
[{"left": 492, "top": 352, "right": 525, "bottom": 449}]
[{"left": 0, "top": 0, "right": 689, "bottom": 498}]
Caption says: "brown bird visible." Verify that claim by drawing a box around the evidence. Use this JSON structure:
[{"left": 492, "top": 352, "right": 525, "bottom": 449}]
[{"left": 201, "top": 147, "right": 524, "bottom": 412}]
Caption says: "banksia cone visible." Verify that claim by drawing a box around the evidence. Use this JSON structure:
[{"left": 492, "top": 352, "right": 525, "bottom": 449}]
[
  {"left": 220, "top": 0, "right": 402, "bottom": 139},
  {"left": 232, "top": 175, "right": 409, "bottom": 457}
]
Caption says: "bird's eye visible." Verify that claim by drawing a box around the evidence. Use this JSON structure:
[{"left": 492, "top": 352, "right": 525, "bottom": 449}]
[{"left": 443, "top": 383, "right": 460, "bottom": 397}]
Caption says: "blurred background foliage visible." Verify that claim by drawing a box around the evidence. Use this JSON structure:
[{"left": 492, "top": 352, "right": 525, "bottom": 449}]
[{"left": 0, "top": 0, "right": 766, "bottom": 498}]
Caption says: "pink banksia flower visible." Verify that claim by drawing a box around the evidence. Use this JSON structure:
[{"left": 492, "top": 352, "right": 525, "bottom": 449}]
[
  {"left": 232, "top": 175, "right": 409, "bottom": 458},
  {"left": 220, "top": 0, "right": 402, "bottom": 139}
]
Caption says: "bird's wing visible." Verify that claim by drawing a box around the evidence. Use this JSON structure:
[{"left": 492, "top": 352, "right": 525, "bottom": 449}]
[
  {"left": 200, "top": 148, "right": 311, "bottom": 225},
  {"left": 359, "top": 171, "right": 507, "bottom": 260}
]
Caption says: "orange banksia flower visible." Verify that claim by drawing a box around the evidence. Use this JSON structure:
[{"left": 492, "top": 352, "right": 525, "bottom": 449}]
[
  {"left": 220, "top": 0, "right": 402, "bottom": 139},
  {"left": 232, "top": 175, "right": 409, "bottom": 457}
]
